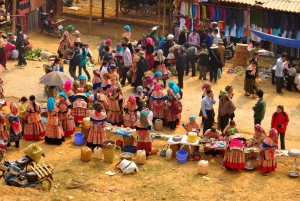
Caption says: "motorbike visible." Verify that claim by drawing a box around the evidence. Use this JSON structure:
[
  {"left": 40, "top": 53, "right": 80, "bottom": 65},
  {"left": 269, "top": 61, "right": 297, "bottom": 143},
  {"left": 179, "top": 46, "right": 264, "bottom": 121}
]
[
  {"left": 120, "top": 0, "right": 153, "bottom": 17},
  {"left": 149, "top": 26, "right": 161, "bottom": 46},
  {"left": 0, "top": 146, "right": 54, "bottom": 191},
  {"left": 40, "top": 12, "right": 65, "bottom": 38},
  {"left": 225, "top": 41, "right": 234, "bottom": 60}
]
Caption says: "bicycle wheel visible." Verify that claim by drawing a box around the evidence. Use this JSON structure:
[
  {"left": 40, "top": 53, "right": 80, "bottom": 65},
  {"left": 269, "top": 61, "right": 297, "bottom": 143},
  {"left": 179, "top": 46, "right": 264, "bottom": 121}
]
[
  {"left": 120, "top": 1, "right": 130, "bottom": 14},
  {"left": 141, "top": 5, "right": 152, "bottom": 17}
]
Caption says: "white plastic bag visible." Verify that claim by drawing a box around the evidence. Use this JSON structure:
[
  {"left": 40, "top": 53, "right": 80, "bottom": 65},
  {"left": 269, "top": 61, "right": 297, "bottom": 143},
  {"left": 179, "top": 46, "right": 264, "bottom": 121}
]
[
  {"left": 117, "top": 159, "right": 139, "bottom": 174},
  {"left": 12, "top": 50, "right": 19, "bottom": 59}
]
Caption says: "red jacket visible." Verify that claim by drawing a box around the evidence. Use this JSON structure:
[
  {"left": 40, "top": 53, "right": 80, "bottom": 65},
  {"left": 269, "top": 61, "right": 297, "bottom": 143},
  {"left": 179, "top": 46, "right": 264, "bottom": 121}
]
[{"left": 271, "top": 112, "right": 289, "bottom": 133}]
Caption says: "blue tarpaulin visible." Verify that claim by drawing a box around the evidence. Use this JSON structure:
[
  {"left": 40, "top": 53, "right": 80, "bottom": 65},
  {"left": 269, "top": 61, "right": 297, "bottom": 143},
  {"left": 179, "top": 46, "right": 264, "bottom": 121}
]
[{"left": 250, "top": 29, "right": 300, "bottom": 49}]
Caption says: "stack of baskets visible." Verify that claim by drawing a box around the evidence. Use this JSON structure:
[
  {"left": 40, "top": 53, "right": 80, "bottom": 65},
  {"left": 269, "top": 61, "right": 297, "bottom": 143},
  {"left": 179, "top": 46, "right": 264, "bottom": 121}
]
[{"left": 102, "top": 141, "right": 116, "bottom": 163}]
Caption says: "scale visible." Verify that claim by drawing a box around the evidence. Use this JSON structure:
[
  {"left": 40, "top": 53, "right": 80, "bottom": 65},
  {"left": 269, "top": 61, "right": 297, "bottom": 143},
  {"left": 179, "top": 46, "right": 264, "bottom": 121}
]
[{"left": 287, "top": 149, "right": 300, "bottom": 177}]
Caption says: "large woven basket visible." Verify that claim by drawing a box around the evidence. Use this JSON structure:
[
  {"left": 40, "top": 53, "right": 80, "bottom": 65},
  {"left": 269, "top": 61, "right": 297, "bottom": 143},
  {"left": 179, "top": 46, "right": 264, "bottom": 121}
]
[
  {"left": 123, "top": 136, "right": 134, "bottom": 146},
  {"left": 102, "top": 141, "right": 116, "bottom": 163}
]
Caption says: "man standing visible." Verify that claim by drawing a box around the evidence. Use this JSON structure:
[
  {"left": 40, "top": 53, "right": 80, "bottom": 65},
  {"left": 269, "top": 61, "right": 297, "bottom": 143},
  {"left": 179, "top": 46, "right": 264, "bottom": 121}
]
[
  {"left": 208, "top": 44, "right": 220, "bottom": 83},
  {"left": 15, "top": 24, "right": 27, "bottom": 67},
  {"left": 188, "top": 29, "right": 200, "bottom": 45},
  {"left": 202, "top": 89, "right": 216, "bottom": 134},
  {"left": 218, "top": 90, "right": 236, "bottom": 132},
  {"left": 203, "top": 28, "right": 212, "bottom": 51},
  {"left": 252, "top": 90, "right": 266, "bottom": 125},
  {"left": 135, "top": 51, "right": 148, "bottom": 89},
  {"left": 186, "top": 45, "right": 199, "bottom": 77},
  {"left": 275, "top": 53, "right": 288, "bottom": 94},
  {"left": 198, "top": 43, "right": 209, "bottom": 80},
  {"left": 220, "top": 30, "right": 227, "bottom": 48},
  {"left": 178, "top": 27, "right": 189, "bottom": 45},
  {"left": 176, "top": 46, "right": 186, "bottom": 89},
  {"left": 121, "top": 43, "right": 132, "bottom": 86},
  {"left": 68, "top": 42, "right": 80, "bottom": 80},
  {"left": 212, "top": 28, "right": 220, "bottom": 46},
  {"left": 218, "top": 39, "right": 225, "bottom": 67}
]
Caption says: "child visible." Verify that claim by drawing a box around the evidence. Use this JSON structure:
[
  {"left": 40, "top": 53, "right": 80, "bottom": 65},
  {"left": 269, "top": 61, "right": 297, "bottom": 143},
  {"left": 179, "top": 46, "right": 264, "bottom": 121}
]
[
  {"left": 84, "top": 44, "right": 94, "bottom": 64},
  {"left": 18, "top": 96, "right": 28, "bottom": 132},
  {"left": 92, "top": 69, "right": 101, "bottom": 93},
  {"left": 52, "top": 58, "right": 60, "bottom": 71},
  {"left": 0, "top": 111, "right": 9, "bottom": 142},
  {"left": 58, "top": 53, "right": 64, "bottom": 72},
  {"left": 254, "top": 73, "right": 261, "bottom": 91},
  {"left": 100, "top": 61, "right": 108, "bottom": 81},
  {"left": 101, "top": 73, "right": 112, "bottom": 95},
  {"left": 287, "top": 64, "right": 298, "bottom": 91},
  {"left": 7, "top": 102, "right": 22, "bottom": 148},
  {"left": 166, "top": 89, "right": 179, "bottom": 130},
  {"left": 115, "top": 42, "right": 124, "bottom": 60}
]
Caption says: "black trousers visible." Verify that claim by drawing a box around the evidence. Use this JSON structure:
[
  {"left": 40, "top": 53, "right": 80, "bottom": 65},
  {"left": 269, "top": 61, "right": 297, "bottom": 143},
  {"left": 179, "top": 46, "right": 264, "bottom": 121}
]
[
  {"left": 210, "top": 66, "right": 218, "bottom": 82},
  {"left": 78, "top": 64, "right": 91, "bottom": 80},
  {"left": 135, "top": 76, "right": 143, "bottom": 90},
  {"left": 254, "top": 119, "right": 262, "bottom": 125},
  {"left": 186, "top": 57, "right": 196, "bottom": 76},
  {"left": 278, "top": 132, "right": 285, "bottom": 150},
  {"left": 276, "top": 76, "right": 283, "bottom": 93},
  {"left": 17, "top": 46, "right": 27, "bottom": 65},
  {"left": 69, "top": 64, "right": 77, "bottom": 80},
  {"left": 271, "top": 69, "right": 276, "bottom": 84},
  {"left": 203, "top": 109, "right": 213, "bottom": 134},
  {"left": 177, "top": 72, "right": 184, "bottom": 88},
  {"left": 220, "top": 114, "right": 230, "bottom": 132},
  {"left": 286, "top": 75, "right": 297, "bottom": 91},
  {"left": 121, "top": 66, "right": 132, "bottom": 85}
]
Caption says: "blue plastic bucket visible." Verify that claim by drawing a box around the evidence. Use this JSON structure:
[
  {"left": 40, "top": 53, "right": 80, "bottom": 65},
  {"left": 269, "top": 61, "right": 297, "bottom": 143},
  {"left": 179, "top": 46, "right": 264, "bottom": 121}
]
[
  {"left": 176, "top": 150, "right": 188, "bottom": 164},
  {"left": 74, "top": 133, "right": 84, "bottom": 146}
]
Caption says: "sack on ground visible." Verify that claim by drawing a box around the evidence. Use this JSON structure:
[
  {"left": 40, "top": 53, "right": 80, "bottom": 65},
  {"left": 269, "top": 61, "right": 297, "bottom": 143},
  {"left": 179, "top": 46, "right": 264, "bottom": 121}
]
[
  {"left": 24, "top": 143, "right": 43, "bottom": 163},
  {"left": 12, "top": 50, "right": 19, "bottom": 59},
  {"left": 40, "top": 51, "right": 53, "bottom": 59},
  {"left": 117, "top": 159, "right": 139, "bottom": 174}
]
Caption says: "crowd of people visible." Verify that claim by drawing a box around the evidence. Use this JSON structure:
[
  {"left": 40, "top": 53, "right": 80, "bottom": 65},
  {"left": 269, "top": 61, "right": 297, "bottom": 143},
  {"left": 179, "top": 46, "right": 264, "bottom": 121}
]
[{"left": 0, "top": 23, "right": 294, "bottom": 177}]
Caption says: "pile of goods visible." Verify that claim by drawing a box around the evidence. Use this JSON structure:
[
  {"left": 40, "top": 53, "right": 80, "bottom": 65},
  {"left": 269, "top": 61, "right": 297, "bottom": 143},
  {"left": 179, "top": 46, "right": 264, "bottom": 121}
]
[{"left": 24, "top": 48, "right": 44, "bottom": 61}]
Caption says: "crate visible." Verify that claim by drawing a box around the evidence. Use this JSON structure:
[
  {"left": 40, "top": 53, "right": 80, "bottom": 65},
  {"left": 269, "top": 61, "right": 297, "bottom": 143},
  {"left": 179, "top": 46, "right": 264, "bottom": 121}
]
[
  {"left": 123, "top": 135, "right": 135, "bottom": 146},
  {"left": 170, "top": 144, "right": 180, "bottom": 158}
]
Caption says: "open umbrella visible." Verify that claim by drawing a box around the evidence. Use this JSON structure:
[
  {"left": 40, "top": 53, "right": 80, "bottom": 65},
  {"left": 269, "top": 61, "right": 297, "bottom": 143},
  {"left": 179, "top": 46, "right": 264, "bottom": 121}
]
[{"left": 39, "top": 71, "right": 74, "bottom": 86}]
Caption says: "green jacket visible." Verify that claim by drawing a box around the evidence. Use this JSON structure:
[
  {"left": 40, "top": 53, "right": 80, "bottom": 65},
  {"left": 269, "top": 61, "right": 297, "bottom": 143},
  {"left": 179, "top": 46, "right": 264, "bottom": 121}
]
[{"left": 252, "top": 98, "right": 266, "bottom": 120}]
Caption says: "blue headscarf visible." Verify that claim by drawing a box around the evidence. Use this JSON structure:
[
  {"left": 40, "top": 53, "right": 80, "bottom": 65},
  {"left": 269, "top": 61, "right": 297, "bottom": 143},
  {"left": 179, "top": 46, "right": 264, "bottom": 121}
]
[
  {"left": 124, "top": 25, "right": 131, "bottom": 32},
  {"left": 78, "top": 75, "right": 86, "bottom": 81},
  {"left": 59, "top": 92, "right": 68, "bottom": 100},
  {"left": 168, "top": 81, "right": 179, "bottom": 94},
  {"left": 47, "top": 97, "right": 55, "bottom": 112},
  {"left": 153, "top": 71, "right": 162, "bottom": 78},
  {"left": 135, "top": 86, "right": 143, "bottom": 95}
]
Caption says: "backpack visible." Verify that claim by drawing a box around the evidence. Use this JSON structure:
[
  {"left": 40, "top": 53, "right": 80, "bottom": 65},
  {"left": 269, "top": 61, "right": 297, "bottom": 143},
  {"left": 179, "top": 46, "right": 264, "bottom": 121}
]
[{"left": 171, "top": 100, "right": 182, "bottom": 116}]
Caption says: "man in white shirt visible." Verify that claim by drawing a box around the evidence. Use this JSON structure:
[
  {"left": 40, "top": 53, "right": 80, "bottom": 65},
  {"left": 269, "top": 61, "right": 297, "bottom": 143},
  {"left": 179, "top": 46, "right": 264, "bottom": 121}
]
[
  {"left": 212, "top": 28, "right": 220, "bottom": 46},
  {"left": 188, "top": 29, "right": 200, "bottom": 45},
  {"left": 201, "top": 89, "right": 216, "bottom": 134},
  {"left": 121, "top": 43, "right": 132, "bottom": 86},
  {"left": 275, "top": 53, "right": 288, "bottom": 94}
]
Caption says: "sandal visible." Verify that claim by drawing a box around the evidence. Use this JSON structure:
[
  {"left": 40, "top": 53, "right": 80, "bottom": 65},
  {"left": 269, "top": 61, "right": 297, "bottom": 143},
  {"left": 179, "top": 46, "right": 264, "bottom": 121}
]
[{"left": 244, "top": 93, "right": 250, "bottom": 96}]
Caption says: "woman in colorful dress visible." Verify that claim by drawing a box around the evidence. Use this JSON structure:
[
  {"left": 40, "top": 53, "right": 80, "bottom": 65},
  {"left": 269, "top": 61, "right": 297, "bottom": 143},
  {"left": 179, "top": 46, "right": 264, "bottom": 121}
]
[
  {"left": 135, "top": 110, "right": 152, "bottom": 158},
  {"left": 0, "top": 111, "right": 8, "bottom": 141},
  {"left": 87, "top": 103, "right": 107, "bottom": 148},
  {"left": 166, "top": 89, "right": 179, "bottom": 130},
  {"left": 57, "top": 92, "right": 75, "bottom": 136},
  {"left": 63, "top": 80, "right": 75, "bottom": 102},
  {"left": 0, "top": 76, "right": 6, "bottom": 107},
  {"left": 145, "top": 37, "right": 154, "bottom": 71},
  {"left": 131, "top": 48, "right": 140, "bottom": 86},
  {"left": 45, "top": 97, "right": 65, "bottom": 145},
  {"left": 222, "top": 128, "right": 246, "bottom": 171},
  {"left": 257, "top": 128, "right": 278, "bottom": 176},
  {"left": 7, "top": 103, "right": 22, "bottom": 148},
  {"left": 78, "top": 75, "right": 88, "bottom": 94},
  {"left": 123, "top": 95, "right": 138, "bottom": 128},
  {"left": 135, "top": 86, "right": 147, "bottom": 111},
  {"left": 71, "top": 88, "right": 89, "bottom": 123},
  {"left": 58, "top": 25, "right": 74, "bottom": 58},
  {"left": 167, "top": 81, "right": 181, "bottom": 100},
  {"left": 183, "top": 116, "right": 200, "bottom": 133},
  {"left": 92, "top": 69, "right": 101, "bottom": 93},
  {"left": 122, "top": 25, "right": 131, "bottom": 40},
  {"left": 225, "top": 85, "right": 235, "bottom": 120},
  {"left": 0, "top": 30, "right": 7, "bottom": 69},
  {"left": 107, "top": 87, "right": 124, "bottom": 126},
  {"left": 153, "top": 49, "right": 168, "bottom": 87},
  {"left": 151, "top": 83, "right": 167, "bottom": 123},
  {"left": 247, "top": 124, "right": 267, "bottom": 148},
  {"left": 101, "top": 73, "right": 112, "bottom": 96},
  {"left": 74, "top": 30, "right": 81, "bottom": 42},
  {"left": 23, "top": 95, "right": 46, "bottom": 140}
]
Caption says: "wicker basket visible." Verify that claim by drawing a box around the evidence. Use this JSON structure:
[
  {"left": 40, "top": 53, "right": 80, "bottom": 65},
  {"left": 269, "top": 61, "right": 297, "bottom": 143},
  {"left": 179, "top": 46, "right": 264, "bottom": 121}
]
[
  {"left": 123, "top": 136, "right": 134, "bottom": 146},
  {"left": 102, "top": 141, "right": 115, "bottom": 149}
]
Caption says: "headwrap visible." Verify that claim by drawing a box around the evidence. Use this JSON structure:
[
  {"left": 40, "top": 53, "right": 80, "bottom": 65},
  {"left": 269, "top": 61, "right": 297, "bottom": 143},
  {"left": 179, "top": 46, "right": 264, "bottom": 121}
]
[
  {"left": 189, "top": 116, "right": 196, "bottom": 121},
  {"left": 254, "top": 124, "right": 266, "bottom": 135},
  {"left": 122, "top": 35, "right": 129, "bottom": 43},
  {"left": 154, "top": 83, "right": 162, "bottom": 91},
  {"left": 66, "top": 25, "right": 74, "bottom": 32},
  {"left": 128, "top": 95, "right": 136, "bottom": 105},
  {"left": 8, "top": 32, "right": 13, "bottom": 36},
  {"left": 229, "top": 128, "right": 236, "bottom": 135},
  {"left": 10, "top": 102, "right": 19, "bottom": 116},
  {"left": 59, "top": 92, "right": 68, "bottom": 100},
  {"left": 78, "top": 75, "right": 87, "bottom": 81},
  {"left": 74, "top": 30, "right": 80, "bottom": 37},
  {"left": 47, "top": 97, "right": 55, "bottom": 112},
  {"left": 156, "top": 49, "right": 164, "bottom": 63},
  {"left": 225, "top": 85, "right": 232, "bottom": 91},
  {"left": 136, "top": 86, "right": 143, "bottom": 95},
  {"left": 105, "top": 38, "right": 111, "bottom": 45},
  {"left": 139, "top": 111, "right": 151, "bottom": 128},
  {"left": 137, "top": 51, "right": 145, "bottom": 57},
  {"left": 202, "top": 82, "right": 211, "bottom": 90},
  {"left": 146, "top": 77, "right": 154, "bottom": 84},
  {"left": 137, "top": 44, "right": 142, "bottom": 50},
  {"left": 141, "top": 34, "right": 146, "bottom": 38},
  {"left": 168, "top": 81, "right": 179, "bottom": 94},
  {"left": 64, "top": 81, "right": 72, "bottom": 92},
  {"left": 153, "top": 71, "right": 162, "bottom": 78},
  {"left": 167, "top": 88, "right": 176, "bottom": 99},
  {"left": 268, "top": 128, "right": 278, "bottom": 145},
  {"left": 124, "top": 25, "right": 131, "bottom": 32},
  {"left": 167, "top": 34, "right": 174, "bottom": 40},
  {"left": 146, "top": 38, "right": 154, "bottom": 46}
]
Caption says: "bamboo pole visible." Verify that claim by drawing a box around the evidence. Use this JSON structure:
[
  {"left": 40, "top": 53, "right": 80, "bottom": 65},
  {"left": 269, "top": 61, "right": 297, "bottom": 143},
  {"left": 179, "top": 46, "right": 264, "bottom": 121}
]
[
  {"left": 247, "top": 6, "right": 250, "bottom": 44},
  {"left": 89, "top": 0, "right": 92, "bottom": 32},
  {"left": 158, "top": 0, "right": 161, "bottom": 36},
  {"left": 12, "top": 0, "right": 16, "bottom": 34},
  {"left": 102, "top": 0, "right": 105, "bottom": 25},
  {"left": 169, "top": 0, "right": 172, "bottom": 34},
  {"left": 163, "top": 0, "right": 166, "bottom": 36},
  {"left": 116, "top": 0, "right": 119, "bottom": 18}
]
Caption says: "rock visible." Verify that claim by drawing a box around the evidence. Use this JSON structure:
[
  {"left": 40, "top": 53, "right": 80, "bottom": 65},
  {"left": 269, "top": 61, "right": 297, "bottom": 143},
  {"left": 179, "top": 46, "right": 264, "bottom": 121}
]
[
  {"left": 162, "top": 197, "right": 166, "bottom": 200},
  {"left": 66, "top": 196, "right": 74, "bottom": 200}
]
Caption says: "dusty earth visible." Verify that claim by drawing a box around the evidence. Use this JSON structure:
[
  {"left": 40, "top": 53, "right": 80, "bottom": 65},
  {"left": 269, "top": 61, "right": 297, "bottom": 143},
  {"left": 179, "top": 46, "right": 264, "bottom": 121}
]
[{"left": 0, "top": 4, "right": 300, "bottom": 201}]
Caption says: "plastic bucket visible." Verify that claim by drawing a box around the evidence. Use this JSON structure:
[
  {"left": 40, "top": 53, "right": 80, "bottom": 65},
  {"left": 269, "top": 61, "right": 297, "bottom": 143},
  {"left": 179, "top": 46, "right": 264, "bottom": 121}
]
[
  {"left": 176, "top": 150, "right": 188, "bottom": 164},
  {"left": 74, "top": 133, "right": 84, "bottom": 146}
]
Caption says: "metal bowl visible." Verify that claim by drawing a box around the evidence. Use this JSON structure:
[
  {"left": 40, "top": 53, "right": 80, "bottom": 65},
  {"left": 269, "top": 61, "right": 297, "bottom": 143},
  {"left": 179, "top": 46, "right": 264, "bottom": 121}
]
[
  {"left": 288, "top": 171, "right": 299, "bottom": 177},
  {"left": 121, "top": 152, "right": 133, "bottom": 160}
]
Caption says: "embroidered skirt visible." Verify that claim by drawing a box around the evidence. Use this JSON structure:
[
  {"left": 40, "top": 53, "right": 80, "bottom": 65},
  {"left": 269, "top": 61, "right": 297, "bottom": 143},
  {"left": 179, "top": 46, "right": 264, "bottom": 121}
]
[
  {"left": 45, "top": 124, "right": 65, "bottom": 145},
  {"left": 60, "top": 119, "right": 75, "bottom": 136},
  {"left": 222, "top": 148, "right": 245, "bottom": 169},
  {"left": 257, "top": 151, "right": 277, "bottom": 173},
  {"left": 71, "top": 108, "right": 89, "bottom": 122},
  {"left": 23, "top": 121, "right": 46, "bottom": 140},
  {"left": 86, "top": 129, "right": 107, "bottom": 148}
]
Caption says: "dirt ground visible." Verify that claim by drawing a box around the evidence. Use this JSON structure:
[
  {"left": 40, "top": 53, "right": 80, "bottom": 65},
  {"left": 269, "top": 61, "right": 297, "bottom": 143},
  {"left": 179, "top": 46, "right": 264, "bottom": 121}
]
[{"left": 0, "top": 6, "right": 300, "bottom": 201}]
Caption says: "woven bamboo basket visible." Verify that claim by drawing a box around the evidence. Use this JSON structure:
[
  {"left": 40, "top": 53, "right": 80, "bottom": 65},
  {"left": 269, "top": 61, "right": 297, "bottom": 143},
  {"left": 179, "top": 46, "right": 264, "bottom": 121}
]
[
  {"left": 102, "top": 141, "right": 116, "bottom": 163},
  {"left": 122, "top": 136, "right": 135, "bottom": 146}
]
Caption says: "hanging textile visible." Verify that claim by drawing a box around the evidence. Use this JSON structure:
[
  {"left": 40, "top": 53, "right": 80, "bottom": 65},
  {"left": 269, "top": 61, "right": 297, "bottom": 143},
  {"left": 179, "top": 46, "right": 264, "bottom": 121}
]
[{"left": 249, "top": 29, "right": 300, "bottom": 49}]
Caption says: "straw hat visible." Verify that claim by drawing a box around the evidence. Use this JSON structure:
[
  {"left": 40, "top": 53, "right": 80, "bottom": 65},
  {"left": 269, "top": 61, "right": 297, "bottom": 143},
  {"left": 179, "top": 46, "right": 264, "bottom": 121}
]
[
  {"left": 181, "top": 27, "right": 188, "bottom": 32},
  {"left": 218, "top": 39, "right": 223, "bottom": 44},
  {"left": 220, "top": 90, "right": 228, "bottom": 97},
  {"left": 210, "top": 44, "right": 218, "bottom": 49},
  {"left": 137, "top": 51, "right": 145, "bottom": 57}
]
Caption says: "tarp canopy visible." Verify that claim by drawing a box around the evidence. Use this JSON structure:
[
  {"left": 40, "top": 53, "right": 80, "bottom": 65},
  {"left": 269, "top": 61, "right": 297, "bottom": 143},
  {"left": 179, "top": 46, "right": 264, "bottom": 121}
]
[{"left": 250, "top": 29, "right": 300, "bottom": 49}]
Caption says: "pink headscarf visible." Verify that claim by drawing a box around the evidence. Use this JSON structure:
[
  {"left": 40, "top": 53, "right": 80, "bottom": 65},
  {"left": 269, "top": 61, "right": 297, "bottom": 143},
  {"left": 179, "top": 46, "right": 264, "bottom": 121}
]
[
  {"left": 268, "top": 128, "right": 278, "bottom": 145},
  {"left": 10, "top": 102, "right": 19, "bottom": 116},
  {"left": 146, "top": 77, "right": 154, "bottom": 84},
  {"left": 105, "top": 38, "right": 111, "bottom": 45},
  {"left": 128, "top": 95, "right": 136, "bottom": 105},
  {"left": 146, "top": 38, "right": 154, "bottom": 46},
  {"left": 154, "top": 83, "right": 162, "bottom": 91},
  {"left": 202, "top": 82, "right": 211, "bottom": 90},
  {"left": 254, "top": 124, "right": 266, "bottom": 135},
  {"left": 64, "top": 81, "right": 72, "bottom": 92}
]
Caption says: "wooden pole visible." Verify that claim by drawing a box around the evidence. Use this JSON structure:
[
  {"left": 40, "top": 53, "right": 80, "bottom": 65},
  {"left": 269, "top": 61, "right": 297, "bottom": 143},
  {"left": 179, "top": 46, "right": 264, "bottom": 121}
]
[
  {"left": 163, "top": 0, "right": 166, "bottom": 36},
  {"left": 247, "top": 6, "right": 250, "bottom": 44},
  {"left": 169, "top": 0, "right": 173, "bottom": 34},
  {"left": 102, "top": 0, "right": 105, "bottom": 24},
  {"left": 89, "top": 0, "right": 92, "bottom": 32},
  {"left": 12, "top": 0, "right": 16, "bottom": 34},
  {"left": 158, "top": 0, "right": 161, "bottom": 36},
  {"left": 116, "top": 0, "right": 119, "bottom": 19}
]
